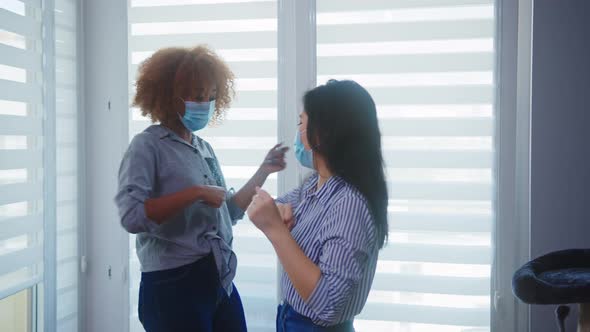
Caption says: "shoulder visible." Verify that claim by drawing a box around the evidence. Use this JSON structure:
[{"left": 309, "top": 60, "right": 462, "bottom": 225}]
[
  {"left": 127, "top": 127, "right": 162, "bottom": 156},
  {"left": 331, "top": 184, "right": 371, "bottom": 220},
  {"left": 326, "top": 179, "right": 375, "bottom": 238},
  {"left": 132, "top": 126, "right": 162, "bottom": 145}
]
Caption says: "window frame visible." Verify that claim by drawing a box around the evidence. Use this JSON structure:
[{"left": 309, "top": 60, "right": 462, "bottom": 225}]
[
  {"left": 492, "top": 0, "right": 533, "bottom": 331},
  {"left": 42, "top": 0, "right": 58, "bottom": 330}
]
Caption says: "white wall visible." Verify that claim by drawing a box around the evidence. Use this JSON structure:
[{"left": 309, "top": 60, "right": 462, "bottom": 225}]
[
  {"left": 82, "top": 0, "right": 129, "bottom": 331},
  {"left": 530, "top": 1, "right": 590, "bottom": 331}
]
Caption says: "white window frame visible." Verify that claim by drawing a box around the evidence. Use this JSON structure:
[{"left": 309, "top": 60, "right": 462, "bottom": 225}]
[
  {"left": 492, "top": 0, "right": 533, "bottom": 331},
  {"left": 77, "top": 0, "right": 88, "bottom": 331},
  {"left": 42, "top": 0, "right": 57, "bottom": 330}
]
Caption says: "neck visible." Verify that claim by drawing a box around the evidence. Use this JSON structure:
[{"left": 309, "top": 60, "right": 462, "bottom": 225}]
[
  {"left": 162, "top": 119, "right": 192, "bottom": 142},
  {"left": 314, "top": 155, "right": 333, "bottom": 190}
]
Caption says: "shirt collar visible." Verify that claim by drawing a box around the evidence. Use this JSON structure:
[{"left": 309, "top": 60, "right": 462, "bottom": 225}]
[
  {"left": 145, "top": 124, "right": 171, "bottom": 139},
  {"left": 146, "top": 125, "right": 201, "bottom": 149},
  {"left": 303, "top": 173, "right": 344, "bottom": 206}
]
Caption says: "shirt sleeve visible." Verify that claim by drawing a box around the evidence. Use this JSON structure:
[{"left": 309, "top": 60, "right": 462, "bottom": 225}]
[
  {"left": 304, "top": 194, "right": 376, "bottom": 325},
  {"left": 275, "top": 174, "right": 316, "bottom": 209},
  {"left": 114, "top": 133, "right": 160, "bottom": 234},
  {"left": 225, "top": 188, "right": 245, "bottom": 224},
  {"left": 275, "top": 186, "right": 301, "bottom": 207}
]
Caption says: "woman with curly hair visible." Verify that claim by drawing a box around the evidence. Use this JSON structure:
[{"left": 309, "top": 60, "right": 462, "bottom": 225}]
[{"left": 115, "top": 45, "right": 288, "bottom": 332}]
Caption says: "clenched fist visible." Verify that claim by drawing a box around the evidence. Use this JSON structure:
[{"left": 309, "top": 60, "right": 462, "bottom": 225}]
[{"left": 247, "top": 187, "right": 285, "bottom": 234}]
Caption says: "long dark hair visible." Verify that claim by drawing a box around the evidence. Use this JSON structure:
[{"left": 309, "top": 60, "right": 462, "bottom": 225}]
[{"left": 304, "top": 80, "right": 389, "bottom": 249}]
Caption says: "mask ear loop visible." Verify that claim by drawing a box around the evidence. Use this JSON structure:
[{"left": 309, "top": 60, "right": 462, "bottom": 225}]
[
  {"left": 209, "top": 99, "right": 218, "bottom": 125},
  {"left": 175, "top": 96, "right": 190, "bottom": 132},
  {"left": 175, "top": 96, "right": 196, "bottom": 138},
  {"left": 300, "top": 129, "right": 313, "bottom": 152},
  {"left": 176, "top": 96, "right": 187, "bottom": 119}
]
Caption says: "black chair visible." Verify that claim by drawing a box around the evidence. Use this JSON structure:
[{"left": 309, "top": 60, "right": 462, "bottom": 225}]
[{"left": 512, "top": 249, "right": 590, "bottom": 332}]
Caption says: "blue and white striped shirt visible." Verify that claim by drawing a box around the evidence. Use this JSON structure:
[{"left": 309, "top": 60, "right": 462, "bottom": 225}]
[{"left": 276, "top": 174, "right": 379, "bottom": 326}]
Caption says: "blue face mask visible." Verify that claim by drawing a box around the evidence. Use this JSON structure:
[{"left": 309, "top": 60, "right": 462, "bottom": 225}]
[
  {"left": 294, "top": 130, "right": 314, "bottom": 169},
  {"left": 179, "top": 100, "right": 215, "bottom": 132}
]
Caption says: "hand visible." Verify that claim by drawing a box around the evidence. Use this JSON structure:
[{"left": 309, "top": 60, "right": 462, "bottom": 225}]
[
  {"left": 197, "top": 185, "right": 226, "bottom": 208},
  {"left": 260, "top": 143, "right": 289, "bottom": 175},
  {"left": 247, "top": 187, "right": 285, "bottom": 235},
  {"left": 277, "top": 203, "right": 295, "bottom": 231}
]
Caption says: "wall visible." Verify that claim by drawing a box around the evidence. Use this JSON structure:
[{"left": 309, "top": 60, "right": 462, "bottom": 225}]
[
  {"left": 82, "top": 0, "right": 130, "bottom": 331},
  {"left": 530, "top": 1, "right": 590, "bottom": 331}
]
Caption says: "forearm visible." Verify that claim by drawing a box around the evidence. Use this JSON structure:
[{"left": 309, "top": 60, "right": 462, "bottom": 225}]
[
  {"left": 144, "top": 186, "right": 202, "bottom": 224},
  {"left": 267, "top": 226, "right": 321, "bottom": 301},
  {"left": 231, "top": 167, "right": 269, "bottom": 211}
]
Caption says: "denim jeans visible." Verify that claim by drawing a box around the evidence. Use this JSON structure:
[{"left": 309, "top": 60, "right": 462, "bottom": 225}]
[
  {"left": 138, "top": 254, "right": 247, "bottom": 332},
  {"left": 276, "top": 302, "right": 354, "bottom": 332}
]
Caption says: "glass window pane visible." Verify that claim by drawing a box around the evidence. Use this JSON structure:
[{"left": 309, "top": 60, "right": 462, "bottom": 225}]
[{"left": 0, "top": 288, "right": 32, "bottom": 332}]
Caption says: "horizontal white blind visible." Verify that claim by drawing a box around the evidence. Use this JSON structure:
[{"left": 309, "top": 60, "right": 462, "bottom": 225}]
[
  {"left": 316, "top": 0, "right": 494, "bottom": 331},
  {"left": 127, "top": 1, "right": 278, "bottom": 331},
  {"left": 0, "top": 0, "right": 45, "bottom": 300},
  {"left": 55, "top": 0, "right": 79, "bottom": 330}
]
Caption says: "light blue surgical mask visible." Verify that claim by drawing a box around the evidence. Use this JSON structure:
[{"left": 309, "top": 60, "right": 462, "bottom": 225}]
[
  {"left": 179, "top": 100, "right": 216, "bottom": 132},
  {"left": 294, "top": 130, "right": 314, "bottom": 169}
]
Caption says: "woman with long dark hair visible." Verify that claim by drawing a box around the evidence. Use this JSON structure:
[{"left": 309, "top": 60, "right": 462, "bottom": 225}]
[{"left": 247, "top": 80, "right": 388, "bottom": 331}]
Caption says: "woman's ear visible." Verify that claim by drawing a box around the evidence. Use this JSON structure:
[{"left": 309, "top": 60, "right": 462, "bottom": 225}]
[{"left": 310, "top": 131, "right": 322, "bottom": 150}]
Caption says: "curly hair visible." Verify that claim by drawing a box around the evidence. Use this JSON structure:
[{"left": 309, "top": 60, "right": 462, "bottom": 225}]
[{"left": 133, "top": 45, "right": 235, "bottom": 124}]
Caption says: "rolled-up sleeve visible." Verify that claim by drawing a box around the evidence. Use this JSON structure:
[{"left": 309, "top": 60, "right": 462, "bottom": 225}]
[
  {"left": 201, "top": 141, "right": 245, "bottom": 224},
  {"left": 115, "top": 133, "right": 160, "bottom": 234},
  {"left": 225, "top": 188, "right": 245, "bottom": 224},
  {"left": 305, "top": 195, "right": 374, "bottom": 325}
]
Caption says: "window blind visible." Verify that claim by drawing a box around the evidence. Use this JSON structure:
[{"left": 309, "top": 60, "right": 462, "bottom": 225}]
[
  {"left": 316, "top": 0, "right": 494, "bottom": 331},
  {"left": 55, "top": 0, "right": 79, "bottom": 330},
  {"left": 0, "top": 0, "right": 45, "bottom": 302},
  {"left": 127, "top": 1, "right": 278, "bottom": 331}
]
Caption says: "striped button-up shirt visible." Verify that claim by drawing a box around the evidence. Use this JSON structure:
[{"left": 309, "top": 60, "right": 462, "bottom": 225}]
[{"left": 276, "top": 174, "right": 379, "bottom": 326}]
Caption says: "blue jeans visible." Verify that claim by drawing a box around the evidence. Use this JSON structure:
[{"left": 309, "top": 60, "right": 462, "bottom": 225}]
[
  {"left": 276, "top": 303, "right": 354, "bottom": 332},
  {"left": 138, "top": 254, "right": 247, "bottom": 332}
]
